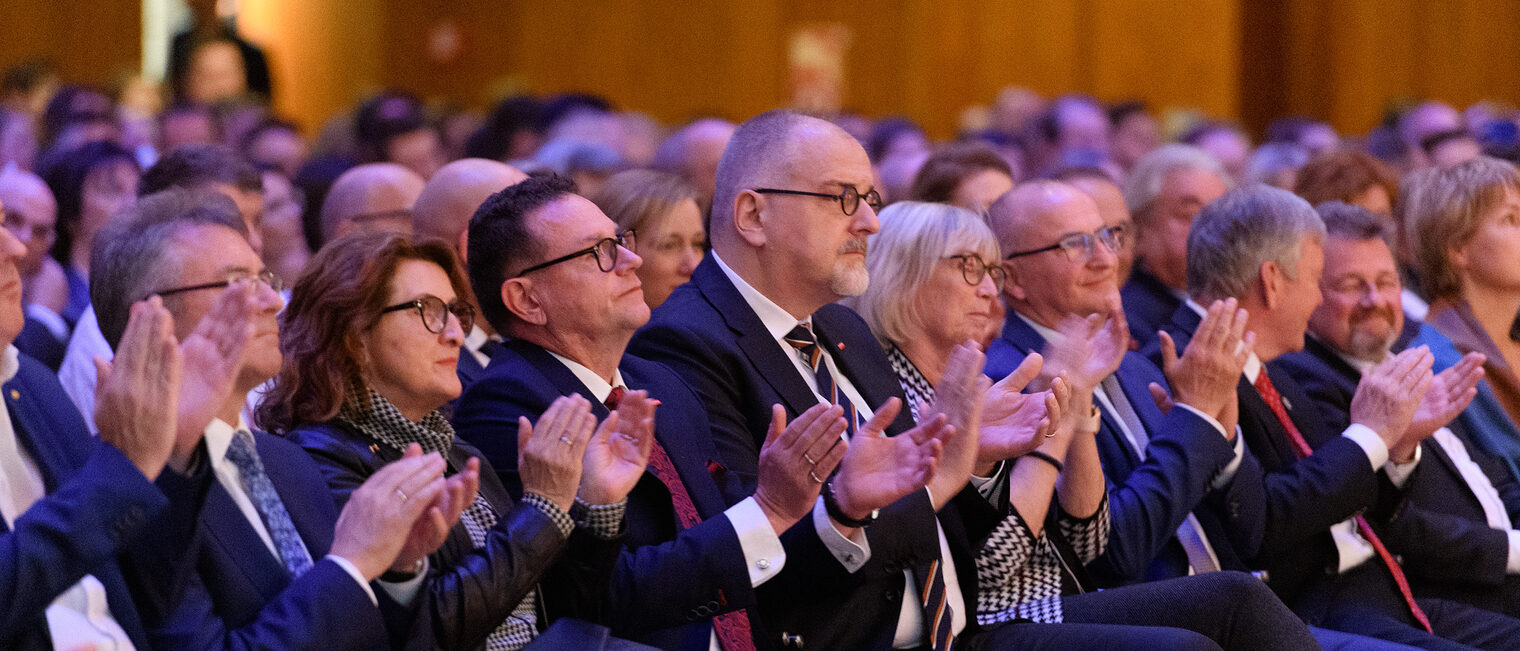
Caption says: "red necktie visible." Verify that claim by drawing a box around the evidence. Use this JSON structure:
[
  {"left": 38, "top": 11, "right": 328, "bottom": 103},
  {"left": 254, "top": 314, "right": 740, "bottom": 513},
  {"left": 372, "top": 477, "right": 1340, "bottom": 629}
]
[
  {"left": 605, "top": 386, "right": 756, "bottom": 650},
  {"left": 1252, "top": 371, "right": 1433, "bottom": 633}
]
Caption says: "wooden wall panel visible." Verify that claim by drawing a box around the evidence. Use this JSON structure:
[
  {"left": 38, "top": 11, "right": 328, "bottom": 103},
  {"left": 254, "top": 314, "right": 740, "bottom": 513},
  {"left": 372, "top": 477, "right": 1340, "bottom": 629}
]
[{"left": 0, "top": 0, "right": 140, "bottom": 90}]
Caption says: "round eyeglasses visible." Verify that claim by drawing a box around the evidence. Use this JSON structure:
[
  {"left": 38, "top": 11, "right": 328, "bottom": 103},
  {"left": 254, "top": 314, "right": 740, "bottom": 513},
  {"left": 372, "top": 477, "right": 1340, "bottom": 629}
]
[
  {"left": 946, "top": 255, "right": 1007, "bottom": 288},
  {"left": 752, "top": 185, "right": 884, "bottom": 216},
  {"left": 379, "top": 295, "right": 476, "bottom": 334},
  {"left": 513, "top": 230, "right": 637, "bottom": 277},
  {"left": 1004, "top": 224, "right": 1129, "bottom": 263}
]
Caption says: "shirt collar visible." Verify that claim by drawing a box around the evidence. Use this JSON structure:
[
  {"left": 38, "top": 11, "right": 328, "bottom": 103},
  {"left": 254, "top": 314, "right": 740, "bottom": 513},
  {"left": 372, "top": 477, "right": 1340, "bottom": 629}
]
[
  {"left": 464, "top": 324, "right": 496, "bottom": 354},
  {"left": 712, "top": 251, "right": 812, "bottom": 342},
  {"left": 204, "top": 414, "right": 251, "bottom": 465},
  {"left": 1015, "top": 311, "right": 1064, "bottom": 346},
  {"left": 1188, "top": 298, "right": 1263, "bottom": 381},
  {"left": 1184, "top": 298, "right": 1210, "bottom": 319},
  {"left": 548, "top": 351, "right": 626, "bottom": 404},
  {"left": 1311, "top": 332, "right": 1384, "bottom": 375},
  {"left": 0, "top": 346, "right": 18, "bottom": 384}
]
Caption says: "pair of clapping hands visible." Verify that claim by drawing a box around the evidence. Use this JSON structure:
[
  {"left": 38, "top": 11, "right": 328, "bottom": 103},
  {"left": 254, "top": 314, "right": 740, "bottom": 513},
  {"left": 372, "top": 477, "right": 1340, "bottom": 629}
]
[{"left": 93, "top": 284, "right": 480, "bottom": 582}]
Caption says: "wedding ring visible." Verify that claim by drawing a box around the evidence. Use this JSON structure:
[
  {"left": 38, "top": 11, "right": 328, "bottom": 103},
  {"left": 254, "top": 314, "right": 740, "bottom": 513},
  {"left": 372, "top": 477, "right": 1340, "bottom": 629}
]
[
  {"left": 559, "top": 436, "right": 573, "bottom": 445},
  {"left": 395, "top": 488, "right": 409, "bottom": 502},
  {"left": 808, "top": 470, "right": 824, "bottom": 483},
  {"left": 803, "top": 452, "right": 816, "bottom": 466},
  {"left": 1044, "top": 429, "right": 1057, "bottom": 438}
]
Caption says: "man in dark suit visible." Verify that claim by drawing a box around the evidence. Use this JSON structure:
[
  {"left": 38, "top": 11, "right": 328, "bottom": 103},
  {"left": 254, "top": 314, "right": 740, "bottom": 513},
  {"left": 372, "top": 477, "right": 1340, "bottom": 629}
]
[
  {"left": 1275, "top": 201, "right": 1520, "bottom": 619},
  {"left": 1159, "top": 184, "right": 1520, "bottom": 648},
  {"left": 411, "top": 157, "right": 528, "bottom": 390},
  {"left": 92, "top": 188, "right": 460, "bottom": 650},
  {"left": 454, "top": 173, "right": 872, "bottom": 649},
  {"left": 1119, "top": 145, "right": 1230, "bottom": 351},
  {"left": 985, "top": 180, "right": 1264, "bottom": 586}
]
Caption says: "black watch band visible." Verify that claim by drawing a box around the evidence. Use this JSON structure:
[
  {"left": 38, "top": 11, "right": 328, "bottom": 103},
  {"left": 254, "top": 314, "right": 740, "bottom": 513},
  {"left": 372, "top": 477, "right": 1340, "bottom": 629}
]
[{"left": 823, "top": 477, "right": 878, "bottom": 528}]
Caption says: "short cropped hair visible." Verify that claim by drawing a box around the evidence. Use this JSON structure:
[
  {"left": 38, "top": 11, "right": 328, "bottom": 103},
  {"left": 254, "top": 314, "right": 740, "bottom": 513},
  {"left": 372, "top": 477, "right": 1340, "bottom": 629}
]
[
  {"left": 1399, "top": 156, "right": 1520, "bottom": 301},
  {"left": 1123, "top": 144, "right": 1232, "bottom": 226},
  {"left": 711, "top": 110, "right": 812, "bottom": 229},
  {"left": 1186, "top": 185, "right": 1325, "bottom": 302},
  {"left": 847, "top": 201, "right": 1001, "bottom": 347},
  {"left": 467, "top": 174, "right": 576, "bottom": 332},
  {"left": 139, "top": 143, "right": 262, "bottom": 196},
  {"left": 90, "top": 188, "right": 247, "bottom": 349},
  {"left": 1316, "top": 201, "right": 1394, "bottom": 248},
  {"left": 908, "top": 142, "right": 1014, "bottom": 205}
]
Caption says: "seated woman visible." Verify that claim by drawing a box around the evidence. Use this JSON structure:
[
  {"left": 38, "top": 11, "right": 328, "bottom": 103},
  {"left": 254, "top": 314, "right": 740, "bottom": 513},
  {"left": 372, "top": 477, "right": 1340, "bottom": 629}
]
[
  {"left": 1402, "top": 156, "right": 1520, "bottom": 481},
  {"left": 590, "top": 169, "right": 705, "bottom": 311},
  {"left": 258, "top": 232, "right": 646, "bottom": 649},
  {"left": 846, "top": 200, "right": 1318, "bottom": 650}
]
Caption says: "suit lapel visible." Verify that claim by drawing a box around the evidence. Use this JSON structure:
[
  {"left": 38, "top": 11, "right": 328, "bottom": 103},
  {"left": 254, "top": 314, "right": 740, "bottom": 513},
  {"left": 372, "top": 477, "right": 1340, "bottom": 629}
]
[
  {"left": 256, "top": 434, "right": 333, "bottom": 558},
  {"left": 202, "top": 481, "right": 291, "bottom": 603},
  {"left": 4, "top": 377, "right": 77, "bottom": 493}
]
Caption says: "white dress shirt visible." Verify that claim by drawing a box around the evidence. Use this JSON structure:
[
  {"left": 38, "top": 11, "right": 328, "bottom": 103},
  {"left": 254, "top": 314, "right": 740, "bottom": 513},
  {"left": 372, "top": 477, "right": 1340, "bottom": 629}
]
[
  {"left": 0, "top": 345, "right": 134, "bottom": 650},
  {"left": 712, "top": 253, "right": 967, "bottom": 647},
  {"left": 57, "top": 306, "right": 111, "bottom": 435}
]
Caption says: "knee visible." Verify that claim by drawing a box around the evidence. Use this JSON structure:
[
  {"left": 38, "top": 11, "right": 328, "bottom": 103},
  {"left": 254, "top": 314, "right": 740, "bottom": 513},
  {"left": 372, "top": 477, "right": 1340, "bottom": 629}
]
[
  {"left": 1162, "top": 629, "right": 1225, "bottom": 651},
  {"left": 1205, "top": 570, "right": 1276, "bottom": 602}
]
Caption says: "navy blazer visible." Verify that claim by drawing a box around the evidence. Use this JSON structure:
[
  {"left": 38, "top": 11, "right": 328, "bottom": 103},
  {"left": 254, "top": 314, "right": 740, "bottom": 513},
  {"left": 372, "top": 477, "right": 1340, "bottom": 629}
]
[
  {"left": 0, "top": 353, "right": 166, "bottom": 650},
  {"left": 1120, "top": 262, "right": 1184, "bottom": 352},
  {"left": 124, "top": 428, "right": 389, "bottom": 651},
  {"left": 1278, "top": 335, "right": 1520, "bottom": 615},
  {"left": 454, "top": 339, "right": 768, "bottom": 649},
  {"left": 987, "top": 312, "right": 1264, "bottom": 586},
  {"left": 628, "top": 256, "right": 1000, "bottom": 650},
  {"left": 1157, "top": 304, "right": 1398, "bottom": 613}
]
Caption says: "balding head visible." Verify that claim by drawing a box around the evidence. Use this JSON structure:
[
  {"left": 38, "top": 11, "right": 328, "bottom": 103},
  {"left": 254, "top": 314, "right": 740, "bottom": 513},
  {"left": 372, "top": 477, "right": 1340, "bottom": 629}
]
[
  {"left": 654, "top": 118, "right": 736, "bottom": 205},
  {"left": 319, "top": 162, "right": 425, "bottom": 244},
  {"left": 0, "top": 168, "right": 56, "bottom": 276},
  {"left": 987, "top": 180, "right": 1094, "bottom": 254},
  {"left": 712, "top": 110, "right": 850, "bottom": 247},
  {"left": 413, "top": 158, "right": 527, "bottom": 257},
  {"left": 989, "top": 181, "right": 1116, "bottom": 326}
]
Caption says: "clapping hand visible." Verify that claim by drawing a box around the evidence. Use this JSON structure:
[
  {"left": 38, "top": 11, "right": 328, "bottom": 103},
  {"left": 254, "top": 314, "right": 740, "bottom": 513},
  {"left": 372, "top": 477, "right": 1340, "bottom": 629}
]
[
  {"left": 94, "top": 297, "right": 183, "bottom": 481},
  {"left": 753, "top": 403, "right": 848, "bottom": 535},
  {"left": 978, "top": 352, "right": 1056, "bottom": 470},
  {"left": 175, "top": 281, "right": 257, "bottom": 466},
  {"left": 517, "top": 395, "right": 596, "bottom": 512},
  {"left": 1351, "top": 346, "right": 1434, "bottom": 461},
  {"left": 1407, "top": 351, "right": 1484, "bottom": 443},
  {"left": 388, "top": 444, "right": 480, "bottom": 576},
  {"left": 578, "top": 390, "right": 657, "bottom": 505},
  {"left": 830, "top": 398, "right": 948, "bottom": 526}
]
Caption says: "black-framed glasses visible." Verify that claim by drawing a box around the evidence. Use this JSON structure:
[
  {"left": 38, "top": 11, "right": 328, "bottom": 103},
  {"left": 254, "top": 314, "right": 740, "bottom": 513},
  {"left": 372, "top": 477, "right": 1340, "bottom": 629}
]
[
  {"left": 1004, "top": 224, "right": 1129, "bottom": 263},
  {"left": 752, "top": 185, "right": 883, "bottom": 216},
  {"left": 513, "top": 230, "right": 636, "bottom": 278},
  {"left": 947, "top": 255, "right": 1006, "bottom": 288},
  {"left": 379, "top": 295, "right": 476, "bottom": 334},
  {"left": 148, "top": 269, "right": 283, "bottom": 299}
]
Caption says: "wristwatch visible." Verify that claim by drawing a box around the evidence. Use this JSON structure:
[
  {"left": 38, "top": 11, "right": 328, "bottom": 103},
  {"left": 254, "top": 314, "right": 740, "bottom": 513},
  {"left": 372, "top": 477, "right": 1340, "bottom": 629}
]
[{"left": 824, "top": 477, "right": 879, "bottom": 528}]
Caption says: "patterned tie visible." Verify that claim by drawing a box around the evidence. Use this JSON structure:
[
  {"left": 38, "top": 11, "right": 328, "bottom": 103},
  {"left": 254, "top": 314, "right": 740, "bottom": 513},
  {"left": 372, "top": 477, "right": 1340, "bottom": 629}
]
[
  {"left": 605, "top": 386, "right": 755, "bottom": 651},
  {"left": 783, "top": 323, "right": 858, "bottom": 436},
  {"left": 1252, "top": 371, "right": 1433, "bottom": 633},
  {"left": 224, "top": 429, "right": 314, "bottom": 578},
  {"left": 914, "top": 559, "right": 955, "bottom": 651}
]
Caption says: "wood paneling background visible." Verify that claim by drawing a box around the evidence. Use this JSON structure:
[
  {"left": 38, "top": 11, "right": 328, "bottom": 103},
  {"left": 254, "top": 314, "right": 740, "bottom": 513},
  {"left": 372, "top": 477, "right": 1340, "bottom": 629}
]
[{"left": 4, "top": 0, "right": 1520, "bottom": 141}]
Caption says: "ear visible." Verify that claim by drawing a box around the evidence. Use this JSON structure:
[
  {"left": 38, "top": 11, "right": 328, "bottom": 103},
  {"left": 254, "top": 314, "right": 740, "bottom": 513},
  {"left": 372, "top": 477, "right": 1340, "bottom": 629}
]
[
  {"left": 1448, "top": 241, "right": 1469, "bottom": 270},
  {"left": 1000, "top": 259, "right": 1030, "bottom": 302},
  {"left": 1258, "top": 259, "right": 1283, "bottom": 309},
  {"left": 456, "top": 229, "right": 470, "bottom": 264},
  {"left": 732, "top": 190, "right": 767, "bottom": 248},
  {"left": 501, "top": 277, "right": 547, "bottom": 327}
]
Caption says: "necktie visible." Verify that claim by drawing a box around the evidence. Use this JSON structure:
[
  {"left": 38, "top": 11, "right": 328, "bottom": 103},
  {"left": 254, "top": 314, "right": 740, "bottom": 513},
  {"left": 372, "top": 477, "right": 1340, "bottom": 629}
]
[
  {"left": 914, "top": 559, "right": 955, "bottom": 651},
  {"left": 783, "top": 323, "right": 858, "bottom": 436},
  {"left": 605, "top": 386, "right": 755, "bottom": 651},
  {"left": 225, "top": 429, "right": 314, "bottom": 578},
  {"left": 1252, "top": 371, "right": 1432, "bottom": 633}
]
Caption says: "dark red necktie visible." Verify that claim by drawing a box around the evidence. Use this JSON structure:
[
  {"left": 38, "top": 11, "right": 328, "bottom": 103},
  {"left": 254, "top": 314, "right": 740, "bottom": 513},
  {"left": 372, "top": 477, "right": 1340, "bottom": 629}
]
[
  {"left": 605, "top": 386, "right": 756, "bottom": 650},
  {"left": 1252, "top": 371, "right": 1433, "bottom": 633}
]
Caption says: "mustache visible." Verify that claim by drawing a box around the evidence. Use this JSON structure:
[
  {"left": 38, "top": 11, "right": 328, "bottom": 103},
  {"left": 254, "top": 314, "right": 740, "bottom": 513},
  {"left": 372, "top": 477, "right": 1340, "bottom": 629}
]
[
  {"left": 1349, "top": 304, "right": 1398, "bottom": 325},
  {"left": 838, "top": 238, "right": 868, "bottom": 255}
]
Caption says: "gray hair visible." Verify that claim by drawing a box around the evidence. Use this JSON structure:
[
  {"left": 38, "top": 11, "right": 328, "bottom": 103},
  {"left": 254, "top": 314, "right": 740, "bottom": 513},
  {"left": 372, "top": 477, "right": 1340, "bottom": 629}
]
[
  {"left": 846, "top": 201, "right": 1000, "bottom": 346},
  {"left": 91, "top": 188, "right": 247, "bottom": 349},
  {"left": 1316, "top": 201, "right": 1394, "bottom": 248},
  {"left": 1186, "top": 184, "right": 1325, "bottom": 302},
  {"left": 1123, "top": 144, "right": 1233, "bottom": 225},
  {"left": 710, "top": 110, "right": 817, "bottom": 235},
  {"left": 1244, "top": 143, "right": 1310, "bottom": 187}
]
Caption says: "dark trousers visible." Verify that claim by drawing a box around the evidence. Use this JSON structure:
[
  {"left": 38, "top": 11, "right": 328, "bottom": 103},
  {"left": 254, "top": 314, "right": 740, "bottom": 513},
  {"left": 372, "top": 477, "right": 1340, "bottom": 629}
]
[{"left": 1298, "top": 563, "right": 1520, "bottom": 650}]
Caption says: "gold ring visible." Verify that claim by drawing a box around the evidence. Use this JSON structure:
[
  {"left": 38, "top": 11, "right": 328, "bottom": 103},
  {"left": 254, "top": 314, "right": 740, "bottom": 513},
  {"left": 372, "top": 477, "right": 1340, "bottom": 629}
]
[
  {"left": 808, "top": 470, "right": 824, "bottom": 483},
  {"left": 559, "top": 436, "right": 573, "bottom": 445},
  {"left": 1044, "top": 430, "right": 1056, "bottom": 438},
  {"left": 395, "top": 488, "right": 409, "bottom": 501},
  {"left": 803, "top": 452, "right": 816, "bottom": 466}
]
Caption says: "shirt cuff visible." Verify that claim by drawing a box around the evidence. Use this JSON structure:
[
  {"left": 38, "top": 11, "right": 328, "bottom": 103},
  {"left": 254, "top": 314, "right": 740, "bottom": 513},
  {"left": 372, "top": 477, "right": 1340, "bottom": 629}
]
[
  {"left": 727, "top": 497, "right": 786, "bottom": 586},
  {"left": 325, "top": 555, "right": 379, "bottom": 607},
  {"left": 1507, "top": 530, "right": 1520, "bottom": 575},
  {"left": 1174, "top": 402, "right": 1228, "bottom": 438},
  {"left": 1383, "top": 442, "right": 1422, "bottom": 488},
  {"left": 1343, "top": 423, "right": 1390, "bottom": 471},
  {"left": 571, "top": 496, "right": 626, "bottom": 540},
  {"left": 970, "top": 460, "right": 1007, "bottom": 502},
  {"left": 812, "top": 496, "right": 870, "bottom": 572},
  {"left": 377, "top": 557, "right": 429, "bottom": 607},
  {"left": 1210, "top": 429, "right": 1247, "bottom": 490},
  {"left": 523, "top": 492, "right": 576, "bottom": 538}
]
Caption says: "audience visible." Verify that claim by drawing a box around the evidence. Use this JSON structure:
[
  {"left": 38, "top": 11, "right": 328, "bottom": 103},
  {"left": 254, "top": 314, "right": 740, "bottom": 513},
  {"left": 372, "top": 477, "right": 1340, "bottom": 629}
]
[{"left": 16, "top": 52, "right": 1520, "bottom": 650}]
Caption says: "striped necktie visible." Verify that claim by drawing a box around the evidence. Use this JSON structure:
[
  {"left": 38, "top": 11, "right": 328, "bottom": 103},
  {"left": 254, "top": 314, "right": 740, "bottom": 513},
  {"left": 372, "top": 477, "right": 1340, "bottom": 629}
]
[{"left": 784, "top": 323, "right": 858, "bottom": 436}]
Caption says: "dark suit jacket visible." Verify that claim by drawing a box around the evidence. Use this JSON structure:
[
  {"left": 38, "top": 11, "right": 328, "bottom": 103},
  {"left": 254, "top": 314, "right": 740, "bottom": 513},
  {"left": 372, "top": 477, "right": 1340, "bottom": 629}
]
[
  {"left": 1278, "top": 335, "right": 1520, "bottom": 615},
  {"left": 288, "top": 420, "right": 620, "bottom": 651},
  {"left": 1156, "top": 304, "right": 1400, "bottom": 617},
  {"left": 0, "top": 353, "right": 166, "bottom": 650},
  {"left": 1120, "top": 262, "right": 1183, "bottom": 352},
  {"left": 125, "top": 428, "right": 389, "bottom": 651},
  {"left": 629, "top": 256, "right": 1001, "bottom": 650},
  {"left": 987, "top": 312, "right": 1264, "bottom": 586},
  {"left": 454, "top": 338, "right": 771, "bottom": 649}
]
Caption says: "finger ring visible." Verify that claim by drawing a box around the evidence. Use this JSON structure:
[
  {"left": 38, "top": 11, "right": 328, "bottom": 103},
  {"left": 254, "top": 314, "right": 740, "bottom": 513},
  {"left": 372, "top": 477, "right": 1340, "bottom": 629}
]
[
  {"left": 803, "top": 452, "right": 816, "bottom": 466},
  {"left": 395, "top": 488, "right": 409, "bottom": 501},
  {"left": 808, "top": 470, "right": 824, "bottom": 483},
  {"left": 559, "top": 436, "right": 572, "bottom": 445},
  {"left": 1044, "top": 430, "right": 1056, "bottom": 438}
]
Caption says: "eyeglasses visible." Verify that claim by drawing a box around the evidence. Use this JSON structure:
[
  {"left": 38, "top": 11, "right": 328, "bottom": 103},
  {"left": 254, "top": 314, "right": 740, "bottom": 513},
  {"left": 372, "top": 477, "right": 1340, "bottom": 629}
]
[
  {"left": 1004, "top": 224, "right": 1130, "bottom": 263},
  {"left": 379, "top": 294, "right": 476, "bottom": 334},
  {"left": 752, "top": 185, "right": 883, "bottom": 216},
  {"left": 947, "top": 255, "right": 1007, "bottom": 288},
  {"left": 513, "top": 230, "right": 637, "bottom": 277},
  {"left": 148, "top": 269, "right": 283, "bottom": 299}
]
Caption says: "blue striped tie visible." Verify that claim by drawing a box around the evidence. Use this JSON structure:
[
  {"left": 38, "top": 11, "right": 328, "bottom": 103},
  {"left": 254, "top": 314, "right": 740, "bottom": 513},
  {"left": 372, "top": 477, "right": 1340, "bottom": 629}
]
[
  {"left": 784, "top": 323, "right": 858, "bottom": 436},
  {"left": 225, "top": 429, "right": 314, "bottom": 578}
]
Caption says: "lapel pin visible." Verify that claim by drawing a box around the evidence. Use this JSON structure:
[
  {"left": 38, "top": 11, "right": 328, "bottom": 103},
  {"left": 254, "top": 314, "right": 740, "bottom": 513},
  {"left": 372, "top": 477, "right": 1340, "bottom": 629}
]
[
  {"left": 836, "top": 342, "right": 846, "bottom": 350},
  {"left": 7, "top": 389, "right": 17, "bottom": 400}
]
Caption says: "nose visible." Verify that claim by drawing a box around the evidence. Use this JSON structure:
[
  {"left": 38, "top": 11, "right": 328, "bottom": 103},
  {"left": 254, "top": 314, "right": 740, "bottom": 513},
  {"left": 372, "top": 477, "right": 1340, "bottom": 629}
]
[
  {"left": 679, "top": 245, "right": 703, "bottom": 275},
  {"left": 0, "top": 226, "right": 24, "bottom": 260},
  {"left": 441, "top": 310, "right": 467, "bottom": 346},
  {"left": 977, "top": 272, "right": 999, "bottom": 298},
  {"left": 618, "top": 244, "right": 643, "bottom": 273},
  {"left": 854, "top": 202, "right": 881, "bottom": 235}
]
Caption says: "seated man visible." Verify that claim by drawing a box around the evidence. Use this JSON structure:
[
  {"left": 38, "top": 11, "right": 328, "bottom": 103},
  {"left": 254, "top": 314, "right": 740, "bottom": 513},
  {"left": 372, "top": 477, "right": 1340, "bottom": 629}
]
[
  {"left": 92, "top": 188, "right": 462, "bottom": 649},
  {"left": 320, "top": 162, "right": 425, "bottom": 243},
  {"left": 1277, "top": 201, "right": 1520, "bottom": 619},
  {"left": 0, "top": 168, "right": 68, "bottom": 369},
  {"left": 1159, "top": 184, "right": 1520, "bottom": 649}
]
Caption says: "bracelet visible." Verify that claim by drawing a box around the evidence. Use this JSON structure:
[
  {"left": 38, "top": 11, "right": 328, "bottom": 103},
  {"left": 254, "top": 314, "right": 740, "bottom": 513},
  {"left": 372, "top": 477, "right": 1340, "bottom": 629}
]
[
  {"left": 380, "top": 557, "right": 425, "bottom": 582},
  {"left": 823, "top": 477, "right": 878, "bottom": 528},
  {"left": 1023, "top": 450, "right": 1065, "bottom": 473}
]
